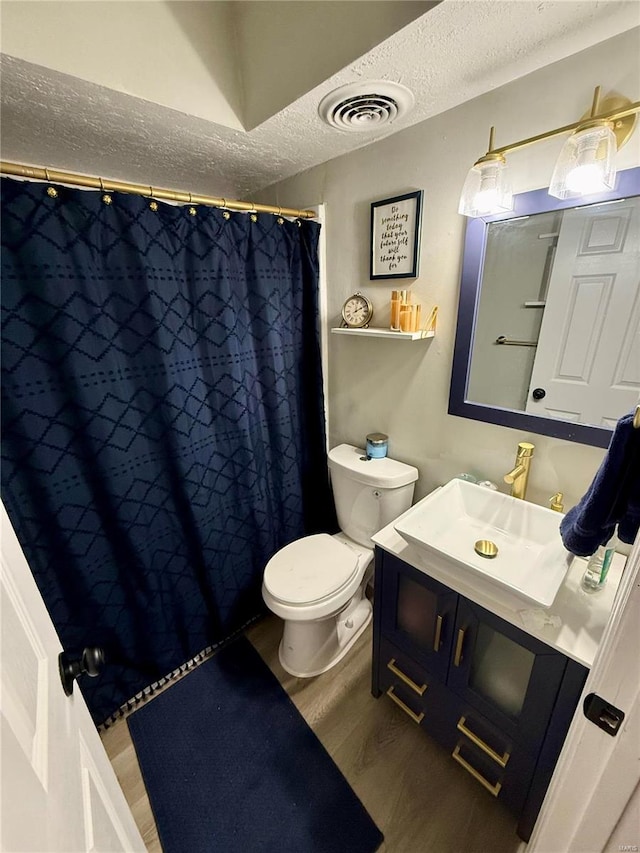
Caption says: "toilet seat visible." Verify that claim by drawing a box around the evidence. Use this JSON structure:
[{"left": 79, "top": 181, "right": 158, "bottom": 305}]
[{"left": 263, "top": 533, "right": 360, "bottom": 606}]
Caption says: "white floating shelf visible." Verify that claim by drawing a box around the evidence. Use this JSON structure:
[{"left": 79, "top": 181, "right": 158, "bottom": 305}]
[{"left": 331, "top": 327, "right": 435, "bottom": 341}]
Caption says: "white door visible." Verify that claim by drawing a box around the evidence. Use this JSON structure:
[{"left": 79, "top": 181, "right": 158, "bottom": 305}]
[
  {"left": 528, "top": 530, "right": 640, "bottom": 852},
  {"left": 1, "top": 501, "right": 145, "bottom": 853},
  {"left": 525, "top": 197, "right": 640, "bottom": 426}
]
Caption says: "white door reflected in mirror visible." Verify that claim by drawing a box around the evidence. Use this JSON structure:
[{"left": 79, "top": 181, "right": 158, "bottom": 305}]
[
  {"left": 467, "top": 195, "right": 640, "bottom": 428},
  {"left": 525, "top": 200, "right": 639, "bottom": 426}
]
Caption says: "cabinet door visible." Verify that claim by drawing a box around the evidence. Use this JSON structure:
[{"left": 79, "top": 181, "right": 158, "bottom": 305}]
[
  {"left": 448, "top": 597, "right": 567, "bottom": 754},
  {"left": 379, "top": 551, "right": 458, "bottom": 681}
]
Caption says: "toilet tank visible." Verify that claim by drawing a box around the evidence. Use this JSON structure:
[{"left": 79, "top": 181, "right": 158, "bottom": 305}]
[{"left": 328, "top": 444, "right": 419, "bottom": 547}]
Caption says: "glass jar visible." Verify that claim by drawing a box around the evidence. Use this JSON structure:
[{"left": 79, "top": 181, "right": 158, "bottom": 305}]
[{"left": 366, "top": 433, "right": 388, "bottom": 458}]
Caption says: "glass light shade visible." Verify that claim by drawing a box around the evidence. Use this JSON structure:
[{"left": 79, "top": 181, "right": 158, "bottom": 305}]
[
  {"left": 549, "top": 124, "right": 617, "bottom": 200},
  {"left": 458, "top": 159, "right": 513, "bottom": 218}
]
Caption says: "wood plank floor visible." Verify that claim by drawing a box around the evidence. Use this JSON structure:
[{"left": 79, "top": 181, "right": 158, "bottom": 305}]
[{"left": 101, "top": 615, "right": 522, "bottom": 852}]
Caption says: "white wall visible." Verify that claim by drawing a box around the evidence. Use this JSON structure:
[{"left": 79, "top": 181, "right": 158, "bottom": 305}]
[
  {"left": 234, "top": 1, "right": 434, "bottom": 129},
  {"left": 0, "top": 1, "right": 244, "bottom": 130},
  {"left": 256, "top": 29, "right": 640, "bottom": 509},
  {"left": 0, "top": 0, "right": 433, "bottom": 133}
]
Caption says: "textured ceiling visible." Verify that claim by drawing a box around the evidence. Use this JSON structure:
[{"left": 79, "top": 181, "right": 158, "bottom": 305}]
[{"left": 1, "top": 0, "right": 638, "bottom": 200}]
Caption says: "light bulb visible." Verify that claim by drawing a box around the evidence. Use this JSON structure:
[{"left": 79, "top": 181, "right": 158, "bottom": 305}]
[
  {"left": 458, "top": 158, "right": 513, "bottom": 217},
  {"left": 549, "top": 124, "right": 617, "bottom": 200},
  {"left": 565, "top": 163, "right": 610, "bottom": 194},
  {"left": 474, "top": 188, "right": 500, "bottom": 214}
]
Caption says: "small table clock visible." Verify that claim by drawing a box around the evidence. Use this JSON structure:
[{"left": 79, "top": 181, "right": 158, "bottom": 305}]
[{"left": 341, "top": 292, "right": 373, "bottom": 328}]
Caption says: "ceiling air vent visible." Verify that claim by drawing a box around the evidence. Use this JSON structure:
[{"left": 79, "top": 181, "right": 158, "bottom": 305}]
[{"left": 318, "top": 81, "right": 414, "bottom": 132}]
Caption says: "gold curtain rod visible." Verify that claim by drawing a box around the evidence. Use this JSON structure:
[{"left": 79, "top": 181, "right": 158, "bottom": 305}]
[{"left": 0, "top": 161, "right": 316, "bottom": 220}]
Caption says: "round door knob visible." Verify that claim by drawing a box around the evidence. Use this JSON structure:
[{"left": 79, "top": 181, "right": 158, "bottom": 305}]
[
  {"left": 58, "top": 647, "right": 105, "bottom": 696},
  {"left": 532, "top": 388, "right": 546, "bottom": 400}
]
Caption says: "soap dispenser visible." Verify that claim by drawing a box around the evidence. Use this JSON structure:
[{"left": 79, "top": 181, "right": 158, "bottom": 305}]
[{"left": 549, "top": 492, "right": 564, "bottom": 513}]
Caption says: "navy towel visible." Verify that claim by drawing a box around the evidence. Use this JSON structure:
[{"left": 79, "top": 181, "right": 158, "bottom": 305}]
[{"left": 560, "top": 412, "right": 640, "bottom": 557}]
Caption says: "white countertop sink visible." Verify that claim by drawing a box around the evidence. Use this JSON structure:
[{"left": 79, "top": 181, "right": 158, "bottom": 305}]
[{"left": 393, "top": 479, "right": 572, "bottom": 607}]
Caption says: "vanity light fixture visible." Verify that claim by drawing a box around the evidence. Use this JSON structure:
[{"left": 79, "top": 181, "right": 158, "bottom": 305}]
[
  {"left": 459, "top": 86, "right": 640, "bottom": 217},
  {"left": 458, "top": 127, "right": 513, "bottom": 218}
]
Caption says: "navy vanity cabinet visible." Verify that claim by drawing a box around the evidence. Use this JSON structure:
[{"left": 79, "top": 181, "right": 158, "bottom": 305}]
[
  {"left": 447, "top": 597, "right": 568, "bottom": 756},
  {"left": 372, "top": 547, "right": 588, "bottom": 842},
  {"left": 378, "top": 551, "right": 458, "bottom": 682}
]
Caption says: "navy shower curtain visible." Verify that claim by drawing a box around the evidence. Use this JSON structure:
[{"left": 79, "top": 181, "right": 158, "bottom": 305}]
[{"left": 1, "top": 178, "right": 334, "bottom": 724}]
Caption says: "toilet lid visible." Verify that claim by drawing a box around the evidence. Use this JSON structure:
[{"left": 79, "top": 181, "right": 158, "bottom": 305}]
[{"left": 264, "top": 534, "right": 360, "bottom": 605}]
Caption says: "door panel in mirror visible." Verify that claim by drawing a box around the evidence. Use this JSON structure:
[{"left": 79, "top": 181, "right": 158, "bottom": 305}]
[{"left": 449, "top": 167, "right": 640, "bottom": 448}]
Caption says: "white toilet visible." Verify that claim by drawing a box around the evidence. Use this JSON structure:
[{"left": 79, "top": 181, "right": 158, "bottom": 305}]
[{"left": 262, "top": 443, "right": 418, "bottom": 677}]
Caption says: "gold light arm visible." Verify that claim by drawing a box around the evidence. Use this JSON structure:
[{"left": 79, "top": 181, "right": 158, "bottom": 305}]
[{"left": 485, "top": 88, "right": 639, "bottom": 159}]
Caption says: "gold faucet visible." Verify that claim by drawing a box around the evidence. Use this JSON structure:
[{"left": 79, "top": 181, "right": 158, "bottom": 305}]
[{"left": 503, "top": 442, "right": 535, "bottom": 500}]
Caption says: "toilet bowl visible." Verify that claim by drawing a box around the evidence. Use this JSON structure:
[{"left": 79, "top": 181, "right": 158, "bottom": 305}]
[
  {"left": 262, "top": 444, "right": 419, "bottom": 677},
  {"left": 262, "top": 532, "right": 374, "bottom": 676}
]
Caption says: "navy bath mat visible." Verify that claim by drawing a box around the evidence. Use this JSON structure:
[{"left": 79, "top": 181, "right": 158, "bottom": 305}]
[{"left": 127, "top": 636, "right": 383, "bottom": 853}]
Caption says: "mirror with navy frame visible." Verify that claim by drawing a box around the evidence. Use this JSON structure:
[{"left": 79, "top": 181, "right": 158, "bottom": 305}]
[{"left": 449, "top": 167, "right": 640, "bottom": 449}]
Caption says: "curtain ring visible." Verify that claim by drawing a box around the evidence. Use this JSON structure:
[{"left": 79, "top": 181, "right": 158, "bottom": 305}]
[
  {"left": 98, "top": 177, "right": 112, "bottom": 205},
  {"left": 44, "top": 168, "right": 58, "bottom": 198},
  {"left": 188, "top": 192, "right": 192, "bottom": 203},
  {"left": 149, "top": 186, "right": 154, "bottom": 199}
]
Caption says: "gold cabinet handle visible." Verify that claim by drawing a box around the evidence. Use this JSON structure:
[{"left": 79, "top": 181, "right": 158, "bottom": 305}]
[
  {"left": 386, "top": 686, "right": 424, "bottom": 724},
  {"left": 387, "top": 659, "right": 427, "bottom": 696},
  {"left": 433, "top": 614, "right": 443, "bottom": 652},
  {"left": 453, "top": 628, "right": 466, "bottom": 667},
  {"left": 457, "top": 716, "right": 510, "bottom": 768},
  {"left": 452, "top": 745, "right": 502, "bottom": 797}
]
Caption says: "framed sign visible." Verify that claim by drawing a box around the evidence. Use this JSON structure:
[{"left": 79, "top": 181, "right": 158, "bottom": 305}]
[{"left": 370, "top": 190, "right": 423, "bottom": 280}]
